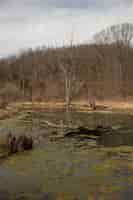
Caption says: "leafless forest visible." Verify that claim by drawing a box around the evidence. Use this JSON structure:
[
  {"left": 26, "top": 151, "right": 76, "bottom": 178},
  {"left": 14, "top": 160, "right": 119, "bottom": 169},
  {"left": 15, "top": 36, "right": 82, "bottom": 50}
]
[{"left": 0, "top": 23, "right": 133, "bottom": 108}]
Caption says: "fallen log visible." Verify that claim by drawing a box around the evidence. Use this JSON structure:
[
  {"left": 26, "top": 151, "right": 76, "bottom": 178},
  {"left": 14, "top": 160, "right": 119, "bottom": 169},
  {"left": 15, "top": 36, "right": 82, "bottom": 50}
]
[{"left": 64, "top": 126, "right": 113, "bottom": 138}]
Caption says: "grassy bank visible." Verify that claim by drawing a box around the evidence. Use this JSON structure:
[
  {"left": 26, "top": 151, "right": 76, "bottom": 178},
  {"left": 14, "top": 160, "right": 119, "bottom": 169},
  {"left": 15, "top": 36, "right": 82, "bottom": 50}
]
[
  {"left": 0, "top": 100, "right": 132, "bottom": 122},
  {"left": 6, "top": 100, "right": 133, "bottom": 111}
]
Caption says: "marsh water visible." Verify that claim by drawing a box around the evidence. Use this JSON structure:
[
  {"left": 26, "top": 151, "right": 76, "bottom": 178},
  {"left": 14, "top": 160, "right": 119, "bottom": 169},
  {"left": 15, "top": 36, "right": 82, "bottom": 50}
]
[{"left": 1, "top": 109, "right": 133, "bottom": 199}]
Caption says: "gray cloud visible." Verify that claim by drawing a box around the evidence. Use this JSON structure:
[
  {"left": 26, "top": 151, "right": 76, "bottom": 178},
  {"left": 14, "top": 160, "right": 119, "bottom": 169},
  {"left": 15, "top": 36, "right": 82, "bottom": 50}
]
[
  {"left": 0, "top": 0, "right": 133, "bottom": 12},
  {"left": 0, "top": 0, "right": 133, "bottom": 57}
]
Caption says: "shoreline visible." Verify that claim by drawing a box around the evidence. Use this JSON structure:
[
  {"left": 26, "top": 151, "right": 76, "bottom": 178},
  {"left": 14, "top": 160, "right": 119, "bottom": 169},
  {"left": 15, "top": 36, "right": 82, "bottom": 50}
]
[
  {"left": 7, "top": 100, "right": 133, "bottom": 111},
  {"left": 0, "top": 100, "right": 132, "bottom": 122}
]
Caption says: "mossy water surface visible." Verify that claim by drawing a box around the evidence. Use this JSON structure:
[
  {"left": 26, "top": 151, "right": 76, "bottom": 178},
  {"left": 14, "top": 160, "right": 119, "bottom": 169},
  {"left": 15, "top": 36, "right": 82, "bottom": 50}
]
[{"left": 0, "top": 110, "right": 133, "bottom": 199}]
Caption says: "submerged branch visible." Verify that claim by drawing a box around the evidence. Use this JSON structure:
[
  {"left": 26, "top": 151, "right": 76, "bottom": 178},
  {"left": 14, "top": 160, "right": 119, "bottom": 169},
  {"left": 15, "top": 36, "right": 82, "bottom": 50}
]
[{"left": 42, "top": 120, "right": 77, "bottom": 129}]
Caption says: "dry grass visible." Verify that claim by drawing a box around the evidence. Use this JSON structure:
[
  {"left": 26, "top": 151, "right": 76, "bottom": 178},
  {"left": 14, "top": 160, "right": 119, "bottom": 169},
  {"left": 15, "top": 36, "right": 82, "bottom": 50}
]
[
  {"left": 0, "top": 99, "right": 131, "bottom": 122},
  {"left": 5, "top": 100, "right": 133, "bottom": 113}
]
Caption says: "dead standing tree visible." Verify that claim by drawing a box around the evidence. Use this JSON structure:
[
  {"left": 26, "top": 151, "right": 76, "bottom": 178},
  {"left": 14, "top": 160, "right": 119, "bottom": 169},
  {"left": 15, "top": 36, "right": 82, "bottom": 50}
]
[
  {"left": 86, "top": 54, "right": 100, "bottom": 110},
  {"left": 54, "top": 43, "right": 84, "bottom": 124},
  {"left": 59, "top": 50, "right": 83, "bottom": 124}
]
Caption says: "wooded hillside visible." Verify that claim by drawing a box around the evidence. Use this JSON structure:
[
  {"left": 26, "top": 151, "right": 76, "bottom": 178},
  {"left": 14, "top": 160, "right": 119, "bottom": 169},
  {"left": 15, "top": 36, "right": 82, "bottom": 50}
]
[{"left": 0, "top": 23, "right": 133, "bottom": 106}]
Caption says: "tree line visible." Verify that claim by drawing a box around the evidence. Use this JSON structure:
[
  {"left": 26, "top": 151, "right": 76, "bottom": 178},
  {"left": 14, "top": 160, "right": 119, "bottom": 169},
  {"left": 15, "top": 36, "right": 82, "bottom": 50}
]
[{"left": 0, "top": 23, "right": 133, "bottom": 108}]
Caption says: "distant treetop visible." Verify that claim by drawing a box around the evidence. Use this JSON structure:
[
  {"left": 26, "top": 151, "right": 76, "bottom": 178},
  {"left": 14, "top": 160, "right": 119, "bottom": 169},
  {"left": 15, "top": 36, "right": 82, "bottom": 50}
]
[{"left": 93, "top": 23, "right": 133, "bottom": 46}]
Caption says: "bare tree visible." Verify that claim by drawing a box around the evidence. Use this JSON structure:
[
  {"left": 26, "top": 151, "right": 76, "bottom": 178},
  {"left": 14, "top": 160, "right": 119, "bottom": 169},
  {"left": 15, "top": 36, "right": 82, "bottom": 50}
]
[
  {"left": 55, "top": 43, "right": 84, "bottom": 108},
  {"left": 93, "top": 23, "right": 133, "bottom": 100},
  {"left": 94, "top": 23, "right": 133, "bottom": 46}
]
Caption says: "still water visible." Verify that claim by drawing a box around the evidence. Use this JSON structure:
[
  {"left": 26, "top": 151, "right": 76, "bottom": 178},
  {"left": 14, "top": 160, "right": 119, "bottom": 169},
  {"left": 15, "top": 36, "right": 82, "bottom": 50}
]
[{"left": 0, "top": 109, "right": 133, "bottom": 199}]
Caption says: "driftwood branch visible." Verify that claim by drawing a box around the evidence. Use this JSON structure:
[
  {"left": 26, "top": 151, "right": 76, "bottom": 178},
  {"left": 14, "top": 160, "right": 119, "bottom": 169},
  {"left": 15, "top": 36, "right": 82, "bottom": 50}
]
[{"left": 42, "top": 120, "right": 77, "bottom": 129}]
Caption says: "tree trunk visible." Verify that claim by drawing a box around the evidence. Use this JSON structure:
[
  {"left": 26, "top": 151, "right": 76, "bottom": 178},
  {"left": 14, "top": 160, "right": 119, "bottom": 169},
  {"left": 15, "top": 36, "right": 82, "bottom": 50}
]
[
  {"left": 65, "top": 77, "right": 72, "bottom": 125},
  {"left": 88, "top": 88, "right": 96, "bottom": 110},
  {"left": 65, "top": 77, "right": 71, "bottom": 107}
]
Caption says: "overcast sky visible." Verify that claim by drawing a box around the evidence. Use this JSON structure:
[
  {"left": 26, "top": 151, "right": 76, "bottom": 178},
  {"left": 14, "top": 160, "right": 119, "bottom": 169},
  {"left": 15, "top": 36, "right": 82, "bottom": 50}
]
[{"left": 0, "top": 0, "right": 133, "bottom": 57}]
